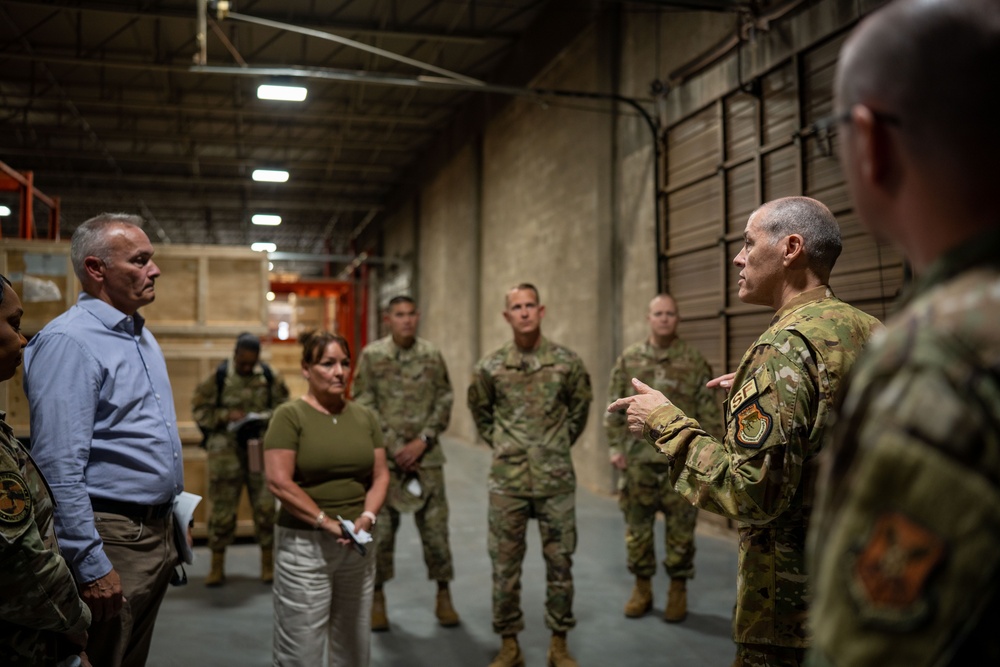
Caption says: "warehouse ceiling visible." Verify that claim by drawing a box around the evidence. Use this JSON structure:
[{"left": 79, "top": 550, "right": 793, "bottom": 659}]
[{"left": 0, "top": 0, "right": 752, "bottom": 272}]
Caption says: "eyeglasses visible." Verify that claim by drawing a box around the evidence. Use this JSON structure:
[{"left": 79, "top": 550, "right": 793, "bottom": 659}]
[
  {"left": 811, "top": 108, "right": 902, "bottom": 134},
  {"left": 808, "top": 108, "right": 901, "bottom": 157}
]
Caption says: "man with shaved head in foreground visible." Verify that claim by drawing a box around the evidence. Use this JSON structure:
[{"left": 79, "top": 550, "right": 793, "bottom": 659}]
[
  {"left": 806, "top": 1, "right": 1000, "bottom": 664},
  {"left": 610, "top": 197, "right": 881, "bottom": 666}
]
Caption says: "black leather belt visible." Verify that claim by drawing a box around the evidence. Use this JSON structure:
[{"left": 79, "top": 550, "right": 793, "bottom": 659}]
[{"left": 91, "top": 498, "right": 173, "bottom": 521}]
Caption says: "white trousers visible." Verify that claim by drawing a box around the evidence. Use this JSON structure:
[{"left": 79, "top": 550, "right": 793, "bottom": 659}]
[{"left": 272, "top": 525, "right": 375, "bottom": 667}]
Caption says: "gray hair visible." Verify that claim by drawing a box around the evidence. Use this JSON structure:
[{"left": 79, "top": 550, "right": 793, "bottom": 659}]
[
  {"left": 70, "top": 213, "right": 145, "bottom": 281},
  {"left": 754, "top": 197, "right": 842, "bottom": 276}
]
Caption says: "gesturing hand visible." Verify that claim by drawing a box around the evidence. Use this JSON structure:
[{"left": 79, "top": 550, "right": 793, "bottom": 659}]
[
  {"left": 707, "top": 372, "right": 736, "bottom": 391},
  {"left": 607, "top": 378, "right": 671, "bottom": 438}
]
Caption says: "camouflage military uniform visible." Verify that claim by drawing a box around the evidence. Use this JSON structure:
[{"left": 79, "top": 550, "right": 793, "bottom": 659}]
[
  {"left": 352, "top": 335, "right": 454, "bottom": 585},
  {"left": 192, "top": 361, "right": 289, "bottom": 551},
  {"left": 641, "top": 287, "right": 880, "bottom": 662},
  {"left": 807, "top": 230, "right": 1000, "bottom": 667},
  {"left": 0, "top": 412, "right": 91, "bottom": 666},
  {"left": 467, "top": 337, "right": 592, "bottom": 635},
  {"left": 605, "top": 338, "right": 722, "bottom": 579}
]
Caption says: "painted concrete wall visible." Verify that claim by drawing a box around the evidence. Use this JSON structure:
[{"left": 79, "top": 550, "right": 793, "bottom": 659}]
[{"left": 417, "top": 144, "right": 480, "bottom": 444}]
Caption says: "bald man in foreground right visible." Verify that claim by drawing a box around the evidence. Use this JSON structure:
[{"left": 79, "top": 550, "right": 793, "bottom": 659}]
[{"left": 806, "top": 0, "right": 1000, "bottom": 665}]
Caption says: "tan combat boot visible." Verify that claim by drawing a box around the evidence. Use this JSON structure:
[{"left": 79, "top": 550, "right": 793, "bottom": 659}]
[
  {"left": 204, "top": 550, "right": 225, "bottom": 587},
  {"left": 664, "top": 577, "right": 688, "bottom": 623},
  {"left": 435, "top": 584, "right": 460, "bottom": 627},
  {"left": 260, "top": 547, "right": 274, "bottom": 583},
  {"left": 547, "top": 632, "right": 578, "bottom": 667},
  {"left": 371, "top": 588, "right": 389, "bottom": 632},
  {"left": 623, "top": 576, "right": 652, "bottom": 617},
  {"left": 488, "top": 635, "right": 524, "bottom": 667}
]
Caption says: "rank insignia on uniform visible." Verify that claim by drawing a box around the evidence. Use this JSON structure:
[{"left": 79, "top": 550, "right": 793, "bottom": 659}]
[
  {"left": 850, "top": 511, "right": 945, "bottom": 628},
  {"left": 734, "top": 400, "right": 771, "bottom": 448},
  {"left": 729, "top": 378, "right": 758, "bottom": 415},
  {"left": 0, "top": 471, "right": 32, "bottom": 525}
]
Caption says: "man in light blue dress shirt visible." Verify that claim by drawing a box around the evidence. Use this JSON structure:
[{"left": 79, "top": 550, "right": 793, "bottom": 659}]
[{"left": 24, "top": 213, "right": 184, "bottom": 667}]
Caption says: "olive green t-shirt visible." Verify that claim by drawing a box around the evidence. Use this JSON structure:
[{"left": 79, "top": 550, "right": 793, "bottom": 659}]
[{"left": 264, "top": 398, "right": 384, "bottom": 530}]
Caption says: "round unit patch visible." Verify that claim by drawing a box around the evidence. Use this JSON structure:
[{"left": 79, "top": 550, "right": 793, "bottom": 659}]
[{"left": 0, "top": 471, "right": 32, "bottom": 525}]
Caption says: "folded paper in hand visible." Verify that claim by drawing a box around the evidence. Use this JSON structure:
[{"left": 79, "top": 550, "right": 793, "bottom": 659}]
[
  {"left": 172, "top": 491, "right": 202, "bottom": 564},
  {"left": 336, "top": 515, "right": 373, "bottom": 555}
]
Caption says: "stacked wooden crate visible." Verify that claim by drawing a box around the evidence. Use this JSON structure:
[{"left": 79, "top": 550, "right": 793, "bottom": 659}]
[{"left": 0, "top": 240, "right": 269, "bottom": 538}]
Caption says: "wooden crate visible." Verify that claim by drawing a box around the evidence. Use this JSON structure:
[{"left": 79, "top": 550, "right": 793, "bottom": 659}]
[{"left": 0, "top": 239, "right": 270, "bottom": 538}]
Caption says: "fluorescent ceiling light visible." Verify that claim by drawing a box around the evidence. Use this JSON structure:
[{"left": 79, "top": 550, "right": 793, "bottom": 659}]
[
  {"left": 251, "top": 242, "right": 277, "bottom": 253},
  {"left": 0, "top": 205, "right": 10, "bottom": 216},
  {"left": 257, "top": 84, "right": 307, "bottom": 102},
  {"left": 252, "top": 169, "right": 289, "bottom": 183},
  {"left": 252, "top": 214, "right": 282, "bottom": 226}
]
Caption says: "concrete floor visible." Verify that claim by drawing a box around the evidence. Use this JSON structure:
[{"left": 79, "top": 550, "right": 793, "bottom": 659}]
[{"left": 149, "top": 437, "right": 738, "bottom": 666}]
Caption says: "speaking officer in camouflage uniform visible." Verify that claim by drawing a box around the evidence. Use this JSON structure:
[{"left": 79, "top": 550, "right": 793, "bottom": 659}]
[
  {"left": 192, "top": 333, "right": 289, "bottom": 586},
  {"left": 605, "top": 293, "right": 722, "bottom": 623},
  {"left": 468, "top": 283, "right": 592, "bottom": 667},
  {"left": 0, "top": 276, "right": 92, "bottom": 666},
  {"left": 351, "top": 295, "right": 459, "bottom": 631},
  {"left": 806, "top": 2, "right": 1000, "bottom": 665},
  {"left": 610, "top": 197, "right": 881, "bottom": 667}
]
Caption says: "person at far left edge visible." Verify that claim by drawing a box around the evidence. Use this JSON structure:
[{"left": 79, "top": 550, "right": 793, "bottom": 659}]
[
  {"left": 0, "top": 273, "right": 92, "bottom": 666},
  {"left": 24, "top": 213, "right": 184, "bottom": 667}
]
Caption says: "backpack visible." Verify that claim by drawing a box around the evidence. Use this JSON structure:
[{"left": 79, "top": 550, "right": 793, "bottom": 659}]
[{"left": 198, "top": 360, "right": 275, "bottom": 448}]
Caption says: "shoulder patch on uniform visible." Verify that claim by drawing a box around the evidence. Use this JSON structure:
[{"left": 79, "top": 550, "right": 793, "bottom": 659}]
[
  {"left": 734, "top": 400, "right": 772, "bottom": 448},
  {"left": 729, "top": 377, "right": 758, "bottom": 414},
  {"left": 0, "top": 471, "right": 32, "bottom": 525},
  {"left": 850, "top": 511, "right": 945, "bottom": 628}
]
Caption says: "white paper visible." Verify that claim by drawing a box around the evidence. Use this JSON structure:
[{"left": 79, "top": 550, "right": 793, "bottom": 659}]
[
  {"left": 336, "top": 516, "right": 373, "bottom": 545},
  {"left": 405, "top": 477, "right": 422, "bottom": 497},
  {"left": 227, "top": 412, "right": 269, "bottom": 433},
  {"left": 172, "top": 491, "right": 202, "bottom": 564}
]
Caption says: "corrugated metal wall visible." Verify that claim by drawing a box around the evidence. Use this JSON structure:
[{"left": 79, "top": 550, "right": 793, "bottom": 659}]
[{"left": 661, "top": 29, "right": 903, "bottom": 376}]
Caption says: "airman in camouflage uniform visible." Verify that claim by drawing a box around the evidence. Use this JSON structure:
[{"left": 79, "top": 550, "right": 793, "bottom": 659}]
[
  {"left": 1, "top": 416, "right": 92, "bottom": 666},
  {"left": 610, "top": 198, "right": 881, "bottom": 667},
  {"left": 192, "top": 333, "right": 289, "bottom": 586},
  {"left": 0, "top": 278, "right": 91, "bottom": 666},
  {"left": 351, "top": 295, "right": 458, "bottom": 631},
  {"left": 468, "top": 283, "right": 592, "bottom": 667},
  {"left": 807, "top": 3, "right": 1000, "bottom": 664},
  {"left": 605, "top": 294, "right": 723, "bottom": 622}
]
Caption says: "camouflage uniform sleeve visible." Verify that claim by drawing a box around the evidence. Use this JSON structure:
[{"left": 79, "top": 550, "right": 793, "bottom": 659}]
[
  {"left": 808, "top": 363, "right": 1000, "bottom": 666},
  {"left": 0, "top": 460, "right": 90, "bottom": 634},
  {"left": 692, "top": 356, "right": 724, "bottom": 440},
  {"left": 643, "top": 344, "right": 816, "bottom": 524},
  {"left": 191, "top": 372, "right": 224, "bottom": 432},
  {"left": 467, "top": 363, "right": 496, "bottom": 446},
  {"left": 270, "top": 370, "right": 291, "bottom": 409},
  {"left": 566, "top": 356, "right": 593, "bottom": 447},
  {"left": 604, "top": 353, "right": 630, "bottom": 457},
  {"left": 422, "top": 350, "right": 453, "bottom": 439}
]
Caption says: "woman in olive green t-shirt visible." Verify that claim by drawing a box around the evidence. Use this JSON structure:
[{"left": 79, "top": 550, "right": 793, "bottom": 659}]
[{"left": 264, "top": 331, "right": 389, "bottom": 667}]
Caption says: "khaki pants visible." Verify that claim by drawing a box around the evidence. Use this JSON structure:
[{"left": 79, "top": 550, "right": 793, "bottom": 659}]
[
  {"left": 272, "top": 526, "right": 375, "bottom": 667},
  {"left": 87, "top": 512, "right": 177, "bottom": 667}
]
